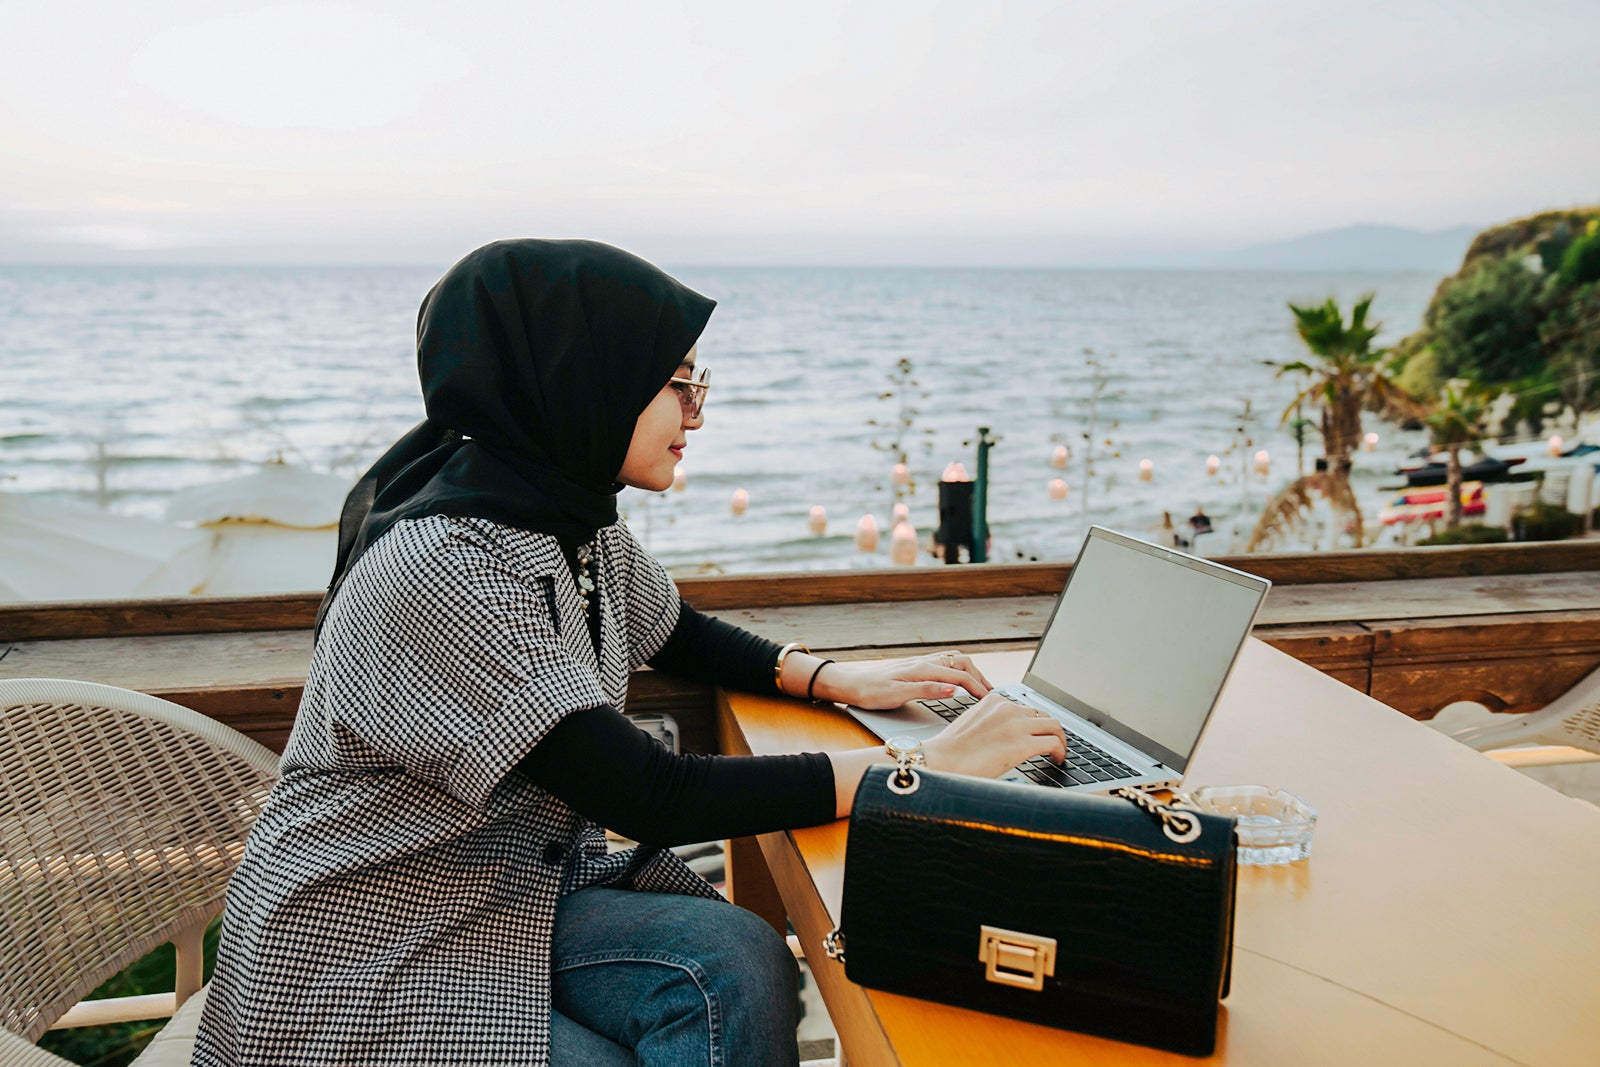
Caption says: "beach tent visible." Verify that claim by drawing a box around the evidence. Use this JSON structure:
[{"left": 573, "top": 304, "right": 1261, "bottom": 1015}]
[
  {"left": 0, "top": 493, "right": 213, "bottom": 602},
  {"left": 164, "top": 462, "right": 348, "bottom": 596},
  {"left": 185, "top": 524, "right": 338, "bottom": 596},
  {"left": 164, "top": 461, "right": 350, "bottom": 528}
]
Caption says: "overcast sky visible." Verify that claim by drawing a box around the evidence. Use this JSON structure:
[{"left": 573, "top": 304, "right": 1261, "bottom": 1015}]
[{"left": 2, "top": 0, "right": 1597, "bottom": 266}]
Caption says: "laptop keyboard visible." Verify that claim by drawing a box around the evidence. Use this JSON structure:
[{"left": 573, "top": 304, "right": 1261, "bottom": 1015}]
[{"left": 914, "top": 692, "right": 1138, "bottom": 788}]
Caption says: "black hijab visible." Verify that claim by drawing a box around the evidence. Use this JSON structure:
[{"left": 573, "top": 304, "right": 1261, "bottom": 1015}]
[{"left": 317, "top": 239, "right": 715, "bottom": 630}]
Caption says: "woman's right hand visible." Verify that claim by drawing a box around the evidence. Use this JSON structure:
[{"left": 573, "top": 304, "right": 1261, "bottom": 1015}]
[{"left": 922, "top": 693, "right": 1068, "bottom": 779}]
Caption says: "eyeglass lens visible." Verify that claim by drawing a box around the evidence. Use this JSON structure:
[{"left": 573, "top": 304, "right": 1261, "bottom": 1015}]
[{"left": 677, "top": 368, "right": 709, "bottom": 419}]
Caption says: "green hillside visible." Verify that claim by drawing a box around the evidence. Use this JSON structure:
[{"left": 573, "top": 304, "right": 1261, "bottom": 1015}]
[{"left": 1395, "top": 206, "right": 1600, "bottom": 431}]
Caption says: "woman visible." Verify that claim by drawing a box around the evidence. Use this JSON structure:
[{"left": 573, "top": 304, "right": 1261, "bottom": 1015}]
[{"left": 193, "top": 239, "right": 1066, "bottom": 1066}]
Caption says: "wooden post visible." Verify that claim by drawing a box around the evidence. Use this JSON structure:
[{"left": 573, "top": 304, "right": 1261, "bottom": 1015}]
[{"left": 972, "top": 426, "right": 994, "bottom": 563}]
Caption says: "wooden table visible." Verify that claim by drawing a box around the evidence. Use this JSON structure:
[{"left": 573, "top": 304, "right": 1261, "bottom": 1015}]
[{"left": 717, "top": 641, "right": 1600, "bottom": 1066}]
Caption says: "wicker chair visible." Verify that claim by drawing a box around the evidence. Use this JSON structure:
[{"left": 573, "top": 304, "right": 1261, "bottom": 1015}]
[
  {"left": 0, "top": 679, "right": 279, "bottom": 1065},
  {"left": 1449, "top": 663, "right": 1600, "bottom": 767}
]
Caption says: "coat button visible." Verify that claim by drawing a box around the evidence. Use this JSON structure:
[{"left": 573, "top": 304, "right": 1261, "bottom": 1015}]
[{"left": 541, "top": 843, "right": 564, "bottom": 866}]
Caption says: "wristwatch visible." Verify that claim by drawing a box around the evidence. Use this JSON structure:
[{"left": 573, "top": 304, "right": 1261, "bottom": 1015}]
[
  {"left": 885, "top": 735, "right": 926, "bottom": 795},
  {"left": 884, "top": 735, "right": 926, "bottom": 768}
]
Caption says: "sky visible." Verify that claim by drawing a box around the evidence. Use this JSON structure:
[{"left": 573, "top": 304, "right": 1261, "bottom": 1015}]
[{"left": 2, "top": 0, "right": 1597, "bottom": 267}]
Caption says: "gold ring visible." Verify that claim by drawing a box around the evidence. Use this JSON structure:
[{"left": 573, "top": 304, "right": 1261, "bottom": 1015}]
[{"left": 941, "top": 652, "right": 953, "bottom": 668}]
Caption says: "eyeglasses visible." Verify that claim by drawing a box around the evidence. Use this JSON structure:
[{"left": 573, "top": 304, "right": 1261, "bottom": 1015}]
[{"left": 668, "top": 366, "right": 711, "bottom": 421}]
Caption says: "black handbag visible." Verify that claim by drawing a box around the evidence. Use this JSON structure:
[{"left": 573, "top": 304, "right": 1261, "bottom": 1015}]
[{"left": 825, "top": 765, "right": 1238, "bottom": 1056}]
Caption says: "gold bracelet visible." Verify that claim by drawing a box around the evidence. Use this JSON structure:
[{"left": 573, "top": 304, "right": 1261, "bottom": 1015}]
[{"left": 773, "top": 642, "right": 811, "bottom": 692}]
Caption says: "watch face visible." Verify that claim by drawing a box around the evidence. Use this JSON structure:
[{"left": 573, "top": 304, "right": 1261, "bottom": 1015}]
[{"left": 887, "top": 736, "right": 922, "bottom": 756}]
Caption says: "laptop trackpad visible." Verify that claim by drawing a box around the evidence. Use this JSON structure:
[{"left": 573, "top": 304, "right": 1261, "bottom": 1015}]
[{"left": 846, "top": 703, "right": 946, "bottom": 743}]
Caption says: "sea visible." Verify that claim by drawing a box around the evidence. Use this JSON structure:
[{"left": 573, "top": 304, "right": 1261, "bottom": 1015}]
[{"left": 0, "top": 263, "right": 1445, "bottom": 575}]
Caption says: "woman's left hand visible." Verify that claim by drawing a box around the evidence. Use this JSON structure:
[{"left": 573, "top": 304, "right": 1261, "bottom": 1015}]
[{"left": 811, "top": 650, "right": 993, "bottom": 709}]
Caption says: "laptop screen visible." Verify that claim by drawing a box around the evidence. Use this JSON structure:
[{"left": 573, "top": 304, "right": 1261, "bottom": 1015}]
[{"left": 1023, "top": 527, "right": 1269, "bottom": 772}]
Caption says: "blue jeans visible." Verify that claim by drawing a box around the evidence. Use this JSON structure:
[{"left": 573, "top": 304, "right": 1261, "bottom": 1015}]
[{"left": 549, "top": 886, "right": 800, "bottom": 1067}]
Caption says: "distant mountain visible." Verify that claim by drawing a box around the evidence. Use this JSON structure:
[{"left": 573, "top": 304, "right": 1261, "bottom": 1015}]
[{"left": 1219, "top": 224, "right": 1480, "bottom": 272}]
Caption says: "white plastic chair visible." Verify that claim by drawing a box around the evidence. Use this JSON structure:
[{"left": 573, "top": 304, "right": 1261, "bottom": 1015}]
[
  {"left": 0, "top": 679, "right": 279, "bottom": 1065},
  {"left": 1449, "top": 663, "right": 1600, "bottom": 767}
]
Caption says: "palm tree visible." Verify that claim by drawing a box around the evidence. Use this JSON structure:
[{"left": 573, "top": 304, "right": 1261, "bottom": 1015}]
[
  {"left": 1248, "top": 294, "right": 1420, "bottom": 550},
  {"left": 1423, "top": 383, "right": 1486, "bottom": 529}
]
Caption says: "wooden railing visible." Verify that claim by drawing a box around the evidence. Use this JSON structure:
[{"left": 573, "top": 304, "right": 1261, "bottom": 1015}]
[
  {"left": 4, "top": 541, "right": 1599, "bottom": 754},
  {"left": 5, "top": 540, "right": 1598, "bottom": 642}
]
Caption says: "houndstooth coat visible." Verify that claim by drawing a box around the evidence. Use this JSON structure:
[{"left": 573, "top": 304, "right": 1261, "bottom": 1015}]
[{"left": 192, "top": 515, "right": 722, "bottom": 1066}]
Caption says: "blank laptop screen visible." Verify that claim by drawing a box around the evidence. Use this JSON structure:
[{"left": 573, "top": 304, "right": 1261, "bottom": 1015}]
[{"left": 1025, "top": 529, "right": 1267, "bottom": 771}]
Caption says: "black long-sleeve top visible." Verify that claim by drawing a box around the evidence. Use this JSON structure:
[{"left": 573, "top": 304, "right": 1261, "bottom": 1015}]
[{"left": 517, "top": 602, "right": 836, "bottom": 845}]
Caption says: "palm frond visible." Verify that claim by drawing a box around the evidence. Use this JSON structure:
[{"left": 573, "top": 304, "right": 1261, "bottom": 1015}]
[
  {"left": 1246, "top": 475, "right": 1324, "bottom": 552},
  {"left": 1324, "top": 472, "right": 1365, "bottom": 547},
  {"left": 1349, "top": 292, "right": 1380, "bottom": 333},
  {"left": 1245, "top": 471, "right": 1367, "bottom": 551},
  {"left": 1366, "top": 378, "right": 1428, "bottom": 422},
  {"left": 1278, "top": 382, "right": 1321, "bottom": 425}
]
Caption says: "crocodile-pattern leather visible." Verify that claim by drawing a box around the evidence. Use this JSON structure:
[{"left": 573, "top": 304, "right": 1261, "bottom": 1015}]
[{"left": 838, "top": 767, "right": 1237, "bottom": 1056}]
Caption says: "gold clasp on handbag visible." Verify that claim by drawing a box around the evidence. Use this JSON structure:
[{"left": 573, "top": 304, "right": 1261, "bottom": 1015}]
[{"left": 979, "top": 925, "right": 1056, "bottom": 991}]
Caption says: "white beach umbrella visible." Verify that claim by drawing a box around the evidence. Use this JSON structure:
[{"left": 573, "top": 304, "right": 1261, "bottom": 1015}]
[
  {"left": 0, "top": 493, "right": 213, "bottom": 602},
  {"left": 189, "top": 524, "right": 337, "bottom": 596},
  {"left": 165, "top": 461, "right": 351, "bottom": 528},
  {"left": 164, "top": 462, "right": 347, "bottom": 596}
]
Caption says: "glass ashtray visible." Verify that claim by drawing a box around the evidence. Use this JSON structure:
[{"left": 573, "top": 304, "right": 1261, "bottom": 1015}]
[{"left": 1184, "top": 785, "right": 1317, "bottom": 866}]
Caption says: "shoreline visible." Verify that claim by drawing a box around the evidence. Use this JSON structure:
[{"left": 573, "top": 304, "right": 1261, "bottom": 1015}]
[{"left": 4, "top": 422, "right": 1595, "bottom": 602}]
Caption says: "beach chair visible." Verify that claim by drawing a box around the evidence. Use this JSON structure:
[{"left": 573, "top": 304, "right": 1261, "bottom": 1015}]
[
  {"left": 0, "top": 679, "right": 279, "bottom": 1065},
  {"left": 1448, "top": 663, "right": 1600, "bottom": 768}
]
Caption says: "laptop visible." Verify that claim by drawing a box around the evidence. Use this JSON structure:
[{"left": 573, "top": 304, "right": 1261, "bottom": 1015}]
[{"left": 843, "top": 525, "right": 1271, "bottom": 793}]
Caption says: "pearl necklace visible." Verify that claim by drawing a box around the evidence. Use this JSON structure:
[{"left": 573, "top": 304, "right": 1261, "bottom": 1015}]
[{"left": 575, "top": 541, "right": 597, "bottom": 616}]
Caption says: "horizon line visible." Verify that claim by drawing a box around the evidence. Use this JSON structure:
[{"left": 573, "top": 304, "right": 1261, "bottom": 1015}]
[{"left": 0, "top": 258, "right": 1454, "bottom": 274}]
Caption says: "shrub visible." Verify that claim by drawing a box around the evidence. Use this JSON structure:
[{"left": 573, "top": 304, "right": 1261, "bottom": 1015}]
[
  {"left": 35, "top": 920, "right": 222, "bottom": 1066},
  {"left": 1488, "top": 370, "right": 1566, "bottom": 435},
  {"left": 1537, "top": 221, "right": 1575, "bottom": 274},
  {"left": 1394, "top": 344, "right": 1443, "bottom": 400},
  {"left": 1426, "top": 256, "right": 1545, "bottom": 384},
  {"left": 1540, "top": 281, "right": 1600, "bottom": 423},
  {"left": 1418, "top": 523, "right": 1509, "bottom": 546},
  {"left": 1511, "top": 500, "right": 1583, "bottom": 542},
  {"left": 1558, "top": 232, "right": 1600, "bottom": 288}
]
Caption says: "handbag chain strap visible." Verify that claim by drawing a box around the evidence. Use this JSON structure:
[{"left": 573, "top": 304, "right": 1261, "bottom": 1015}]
[
  {"left": 1109, "top": 785, "right": 1203, "bottom": 843},
  {"left": 823, "top": 927, "right": 846, "bottom": 963}
]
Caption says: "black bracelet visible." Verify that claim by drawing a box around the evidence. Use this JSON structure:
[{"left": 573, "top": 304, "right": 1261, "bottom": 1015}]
[{"left": 806, "top": 659, "right": 836, "bottom": 702}]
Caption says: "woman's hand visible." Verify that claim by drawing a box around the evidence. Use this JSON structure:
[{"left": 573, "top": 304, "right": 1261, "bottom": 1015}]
[
  {"left": 810, "top": 650, "right": 993, "bottom": 709},
  {"left": 923, "top": 693, "right": 1068, "bottom": 780},
  {"left": 826, "top": 691, "right": 1068, "bottom": 816}
]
